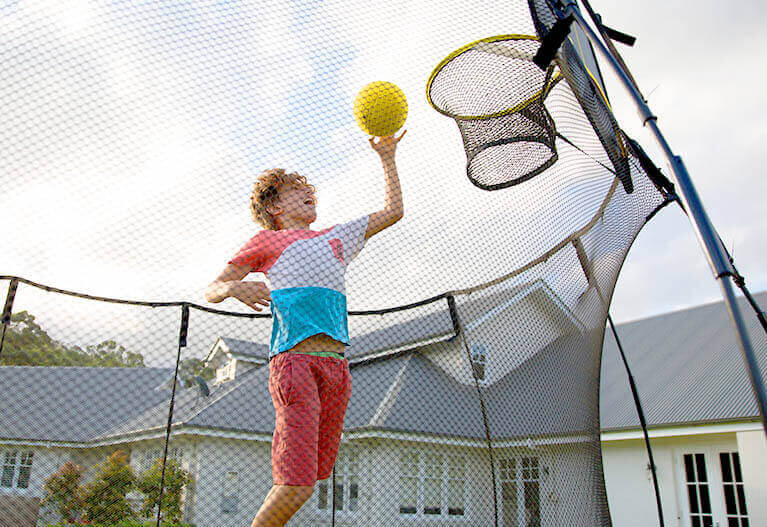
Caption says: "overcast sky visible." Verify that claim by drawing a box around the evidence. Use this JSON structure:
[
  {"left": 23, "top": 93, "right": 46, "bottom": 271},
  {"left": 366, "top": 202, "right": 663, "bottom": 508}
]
[
  {"left": 0, "top": 0, "right": 763, "bottom": 363},
  {"left": 593, "top": 0, "right": 766, "bottom": 321}
]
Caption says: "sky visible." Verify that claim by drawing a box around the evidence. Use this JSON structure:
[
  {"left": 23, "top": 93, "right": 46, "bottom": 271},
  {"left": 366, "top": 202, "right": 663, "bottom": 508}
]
[{"left": 0, "top": 0, "right": 764, "bottom": 364}]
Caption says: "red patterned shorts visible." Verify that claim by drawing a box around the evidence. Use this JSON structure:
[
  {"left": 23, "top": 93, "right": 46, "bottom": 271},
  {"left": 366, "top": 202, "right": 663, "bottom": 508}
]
[{"left": 268, "top": 352, "right": 352, "bottom": 486}]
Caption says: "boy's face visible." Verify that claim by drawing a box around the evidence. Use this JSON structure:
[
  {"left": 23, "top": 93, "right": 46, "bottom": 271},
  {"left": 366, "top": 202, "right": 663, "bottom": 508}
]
[{"left": 272, "top": 185, "right": 317, "bottom": 227}]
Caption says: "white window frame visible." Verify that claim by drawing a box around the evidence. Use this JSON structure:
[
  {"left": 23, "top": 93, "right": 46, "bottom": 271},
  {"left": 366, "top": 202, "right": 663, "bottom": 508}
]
[
  {"left": 221, "top": 469, "right": 239, "bottom": 515},
  {"left": 677, "top": 449, "right": 751, "bottom": 527},
  {"left": 397, "top": 450, "right": 467, "bottom": 518},
  {"left": 498, "top": 455, "right": 544, "bottom": 527},
  {"left": 718, "top": 452, "right": 749, "bottom": 527},
  {"left": 143, "top": 447, "right": 184, "bottom": 472},
  {"left": 316, "top": 448, "right": 360, "bottom": 515},
  {"left": 1, "top": 449, "right": 34, "bottom": 490}
]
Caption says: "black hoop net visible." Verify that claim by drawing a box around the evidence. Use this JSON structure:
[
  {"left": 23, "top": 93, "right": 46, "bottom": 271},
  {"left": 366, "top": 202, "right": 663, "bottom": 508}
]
[{"left": 0, "top": 1, "right": 670, "bottom": 526}]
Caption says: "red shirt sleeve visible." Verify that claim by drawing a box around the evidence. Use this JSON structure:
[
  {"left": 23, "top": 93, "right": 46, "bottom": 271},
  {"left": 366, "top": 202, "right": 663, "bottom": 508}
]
[{"left": 228, "top": 232, "right": 266, "bottom": 272}]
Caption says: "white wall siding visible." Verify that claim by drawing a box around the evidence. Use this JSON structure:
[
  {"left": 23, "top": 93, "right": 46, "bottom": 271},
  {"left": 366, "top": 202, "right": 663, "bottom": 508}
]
[
  {"left": 541, "top": 443, "right": 612, "bottom": 526},
  {"left": 0, "top": 445, "right": 65, "bottom": 527},
  {"left": 191, "top": 438, "right": 272, "bottom": 527},
  {"left": 736, "top": 429, "right": 767, "bottom": 527},
  {"left": 602, "top": 432, "right": 754, "bottom": 527},
  {"left": 602, "top": 438, "right": 672, "bottom": 527},
  {"left": 365, "top": 439, "right": 495, "bottom": 527}
]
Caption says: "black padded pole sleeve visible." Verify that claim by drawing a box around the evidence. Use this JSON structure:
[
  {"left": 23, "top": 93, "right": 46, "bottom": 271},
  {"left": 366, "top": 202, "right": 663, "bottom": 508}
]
[
  {"left": 179, "top": 303, "right": 190, "bottom": 348},
  {"left": 155, "top": 304, "right": 189, "bottom": 527},
  {"left": 607, "top": 314, "right": 665, "bottom": 527},
  {"left": 1, "top": 278, "right": 18, "bottom": 326},
  {"left": 447, "top": 295, "right": 461, "bottom": 340},
  {"left": 602, "top": 24, "right": 636, "bottom": 47},
  {"left": 0, "top": 279, "right": 19, "bottom": 361},
  {"left": 533, "top": 15, "right": 574, "bottom": 70},
  {"left": 332, "top": 467, "right": 337, "bottom": 527}
]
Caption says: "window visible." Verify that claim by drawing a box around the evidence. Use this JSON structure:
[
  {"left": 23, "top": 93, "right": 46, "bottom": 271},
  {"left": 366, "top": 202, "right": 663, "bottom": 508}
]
[
  {"left": 221, "top": 470, "right": 239, "bottom": 514},
  {"left": 423, "top": 453, "right": 442, "bottom": 514},
  {"left": 1, "top": 450, "right": 33, "bottom": 489},
  {"left": 317, "top": 449, "right": 360, "bottom": 513},
  {"left": 499, "top": 456, "right": 542, "bottom": 527},
  {"left": 719, "top": 452, "right": 749, "bottom": 527},
  {"left": 399, "top": 452, "right": 418, "bottom": 514},
  {"left": 398, "top": 451, "right": 466, "bottom": 517},
  {"left": 470, "top": 343, "right": 487, "bottom": 381},
  {"left": 144, "top": 447, "right": 183, "bottom": 472},
  {"left": 684, "top": 453, "right": 713, "bottom": 527},
  {"left": 446, "top": 454, "right": 466, "bottom": 515}
]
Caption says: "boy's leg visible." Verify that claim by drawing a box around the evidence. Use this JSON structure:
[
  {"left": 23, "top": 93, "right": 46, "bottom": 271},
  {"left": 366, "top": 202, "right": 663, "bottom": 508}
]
[
  {"left": 251, "top": 484, "right": 314, "bottom": 527},
  {"left": 256, "top": 353, "right": 322, "bottom": 526}
]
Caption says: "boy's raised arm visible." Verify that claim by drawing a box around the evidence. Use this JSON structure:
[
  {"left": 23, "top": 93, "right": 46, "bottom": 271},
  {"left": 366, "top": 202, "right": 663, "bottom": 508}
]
[{"left": 366, "top": 131, "right": 406, "bottom": 240}]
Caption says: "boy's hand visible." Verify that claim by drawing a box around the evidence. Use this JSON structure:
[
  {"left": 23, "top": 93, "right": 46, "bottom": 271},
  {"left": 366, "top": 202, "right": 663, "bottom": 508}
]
[
  {"left": 369, "top": 130, "right": 407, "bottom": 161},
  {"left": 229, "top": 281, "right": 272, "bottom": 312}
]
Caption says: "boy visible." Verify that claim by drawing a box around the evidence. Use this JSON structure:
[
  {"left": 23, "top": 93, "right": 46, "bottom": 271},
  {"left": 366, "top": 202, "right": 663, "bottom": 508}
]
[{"left": 205, "top": 132, "right": 406, "bottom": 527}]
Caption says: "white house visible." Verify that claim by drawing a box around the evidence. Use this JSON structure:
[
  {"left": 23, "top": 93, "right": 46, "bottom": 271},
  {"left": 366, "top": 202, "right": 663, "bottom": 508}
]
[
  {"left": 0, "top": 286, "right": 764, "bottom": 527},
  {"left": 600, "top": 293, "right": 767, "bottom": 527}
]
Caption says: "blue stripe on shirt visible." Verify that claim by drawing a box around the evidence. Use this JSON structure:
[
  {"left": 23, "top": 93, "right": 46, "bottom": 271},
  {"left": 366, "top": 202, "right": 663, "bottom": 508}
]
[{"left": 269, "top": 286, "right": 350, "bottom": 358}]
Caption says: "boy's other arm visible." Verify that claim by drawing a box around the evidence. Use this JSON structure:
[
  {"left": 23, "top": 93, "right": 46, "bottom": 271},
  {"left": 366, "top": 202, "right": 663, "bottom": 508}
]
[
  {"left": 205, "top": 263, "right": 272, "bottom": 312},
  {"left": 366, "top": 131, "right": 406, "bottom": 240}
]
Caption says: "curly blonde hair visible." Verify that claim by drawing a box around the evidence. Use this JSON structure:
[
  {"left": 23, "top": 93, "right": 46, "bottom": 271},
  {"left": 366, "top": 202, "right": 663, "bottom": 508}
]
[{"left": 250, "top": 168, "right": 315, "bottom": 230}]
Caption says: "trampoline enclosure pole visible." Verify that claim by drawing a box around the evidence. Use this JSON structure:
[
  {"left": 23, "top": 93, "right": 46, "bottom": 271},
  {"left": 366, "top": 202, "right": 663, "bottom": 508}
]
[{"left": 556, "top": 0, "right": 767, "bottom": 438}]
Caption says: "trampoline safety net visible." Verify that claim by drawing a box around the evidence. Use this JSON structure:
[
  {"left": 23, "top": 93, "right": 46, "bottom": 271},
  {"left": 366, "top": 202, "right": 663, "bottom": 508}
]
[{"left": 0, "top": 1, "right": 669, "bottom": 526}]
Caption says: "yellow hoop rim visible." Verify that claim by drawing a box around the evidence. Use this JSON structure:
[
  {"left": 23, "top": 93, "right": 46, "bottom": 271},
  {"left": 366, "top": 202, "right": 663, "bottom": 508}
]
[{"left": 426, "top": 34, "right": 560, "bottom": 121}]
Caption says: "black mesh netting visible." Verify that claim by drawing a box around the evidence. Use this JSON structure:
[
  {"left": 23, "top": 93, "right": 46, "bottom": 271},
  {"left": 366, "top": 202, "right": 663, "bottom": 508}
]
[{"left": 0, "top": 2, "right": 670, "bottom": 526}]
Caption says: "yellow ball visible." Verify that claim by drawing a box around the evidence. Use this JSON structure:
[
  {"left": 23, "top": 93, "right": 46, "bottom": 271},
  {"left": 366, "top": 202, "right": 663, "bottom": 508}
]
[{"left": 353, "top": 81, "right": 408, "bottom": 137}]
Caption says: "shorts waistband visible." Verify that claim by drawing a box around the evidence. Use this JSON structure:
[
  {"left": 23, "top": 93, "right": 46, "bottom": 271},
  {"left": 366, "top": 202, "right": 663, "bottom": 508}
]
[{"left": 272, "top": 350, "right": 346, "bottom": 361}]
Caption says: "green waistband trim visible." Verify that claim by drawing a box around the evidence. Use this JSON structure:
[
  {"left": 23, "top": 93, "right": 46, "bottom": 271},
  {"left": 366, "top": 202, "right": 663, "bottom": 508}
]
[{"left": 289, "top": 351, "right": 346, "bottom": 360}]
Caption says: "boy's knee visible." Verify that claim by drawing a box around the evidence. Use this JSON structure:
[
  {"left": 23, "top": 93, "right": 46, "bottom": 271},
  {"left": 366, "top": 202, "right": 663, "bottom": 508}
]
[
  {"left": 273, "top": 483, "right": 314, "bottom": 504},
  {"left": 296, "top": 484, "right": 315, "bottom": 502}
]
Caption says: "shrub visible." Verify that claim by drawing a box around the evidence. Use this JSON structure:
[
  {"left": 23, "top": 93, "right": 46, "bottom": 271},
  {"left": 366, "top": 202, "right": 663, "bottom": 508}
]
[
  {"left": 80, "top": 450, "right": 136, "bottom": 524},
  {"left": 135, "top": 458, "right": 193, "bottom": 524},
  {"left": 42, "top": 461, "right": 86, "bottom": 523}
]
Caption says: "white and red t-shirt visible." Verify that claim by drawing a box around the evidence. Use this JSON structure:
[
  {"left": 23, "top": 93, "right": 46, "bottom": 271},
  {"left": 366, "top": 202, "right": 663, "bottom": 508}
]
[{"left": 229, "top": 215, "right": 369, "bottom": 358}]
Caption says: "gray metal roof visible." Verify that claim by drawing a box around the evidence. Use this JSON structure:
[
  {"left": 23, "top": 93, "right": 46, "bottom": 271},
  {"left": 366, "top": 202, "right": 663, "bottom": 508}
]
[
  {"left": 102, "top": 330, "right": 601, "bottom": 441},
  {"left": 600, "top": 291, "right": 767, "bottom": 430},
  {"left": 0, "top": 367, "right": 174, "bottom": 443},
  {"left": 1, "top": 291, "right": 763, "bottom": 443},
  {"left": 219, "top": 337, "right": 268, "bottom": 359},
  {"left": 345, "top": 330, "right": 601, "bottom": 440}
]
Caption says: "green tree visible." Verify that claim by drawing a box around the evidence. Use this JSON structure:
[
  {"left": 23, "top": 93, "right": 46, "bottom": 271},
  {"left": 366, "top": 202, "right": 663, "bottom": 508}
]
[
  {"left": 81, "top": 450, "right": 136, "bottom": 524},
  {"left": 135, "top": 458, "right": 193, "bottom": 523},
  {"left": 41, "top": 461, "right": 86, "bottom": 523},
  {"left": 85, "top": 340, "right": 146, "bottom": 368},
  {"left": 0, "top": 311, "right": 145, "bottom": 367}
]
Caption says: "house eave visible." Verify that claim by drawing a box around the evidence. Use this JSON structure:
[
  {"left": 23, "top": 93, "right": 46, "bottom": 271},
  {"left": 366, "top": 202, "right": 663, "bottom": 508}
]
[{"left": 600, "top": 418, "right": 763, "bottom": 442}]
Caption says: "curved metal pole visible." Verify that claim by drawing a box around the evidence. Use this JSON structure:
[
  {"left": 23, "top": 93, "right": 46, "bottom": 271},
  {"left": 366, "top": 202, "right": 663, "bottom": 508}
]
[
  {"left": 608, "top": 315, "right": 665, "bottom": 527},
  {"left": 558, "top": 0, "right": 767, "bottom": 438}
]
